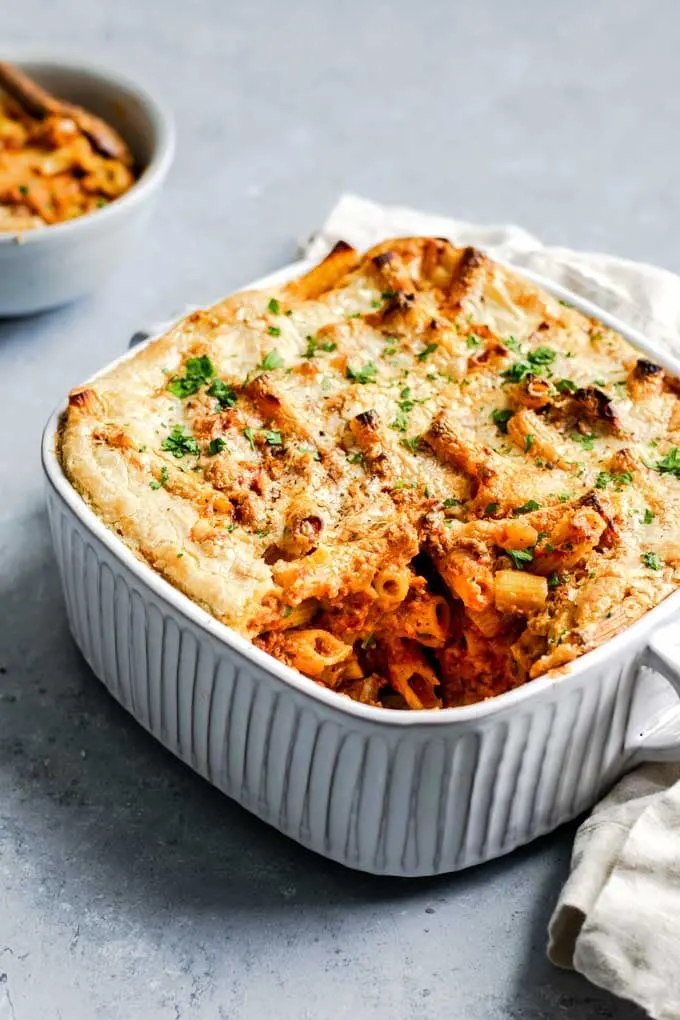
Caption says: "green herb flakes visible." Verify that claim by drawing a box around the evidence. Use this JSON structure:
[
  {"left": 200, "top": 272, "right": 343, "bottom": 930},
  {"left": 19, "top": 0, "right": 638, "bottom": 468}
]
[
  {"left": 304, "top": 335, "right": 337, "bottom": 358},
  {"left": 208, "top": 437, "right": 226, "bottom": 456},
  {"left": 401, "top": 435, "right": 423, "bottom": 454},
  {"left": 655, "top": 448, "right": 680, "bottom": 477},
  {"left": 207, "top": 378, "right": 238, "bottom": 408},
  {"left": 506, "top": 548, "right": 534, "bottom": 570},
  {"left": 167, "top": 355, "right": 215, "bottom": 399},
  {"left": 491, "top": 408, "right": 513, "bottom": 434},
  {"left": 570, "top": 432, "right": 596, "bottom": 451},
  {"left": 346, "top": 362, "right": 377, "bottom": 385},
  {"left": 267, "top": 298, "right": 281, "bottom": 314},
  {"left": 513, "top": 500, "right": 541, "bottom": 516},
  {"left": 260, "top": 349, "right": 284, "bottom": 371},
  {"left": 416, "top": 343, "right": 438, "bottom": 362},
  {"left": 641, "top": 551, "right": 663, "bottom": 571},
  {"left": 555, "top": 378, "right": 577, "bottom": 394},
  {"left": 161, "top": 426, "right": 199, "bottom": 458},
  {"left": 150, "top": 466, "right": 169, "bottom": 490}
]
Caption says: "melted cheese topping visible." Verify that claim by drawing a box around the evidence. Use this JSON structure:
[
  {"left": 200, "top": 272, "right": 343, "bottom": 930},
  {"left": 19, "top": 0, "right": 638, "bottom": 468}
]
[{"left": 60, "top": 238, "right": 680, "bottom": 710}]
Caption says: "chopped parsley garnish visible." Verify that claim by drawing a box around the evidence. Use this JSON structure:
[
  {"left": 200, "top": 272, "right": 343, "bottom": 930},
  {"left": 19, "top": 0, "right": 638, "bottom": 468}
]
[
  {"left": 485, "top": 502, "right": 499, "bottom": 515},
  {"left": 208, "top": 437, "right": 226, "bottom": 456},
  {"left": 392, "top": 480, "right": 406, "bottom": 491},
  {"left": 504, "top": 336, "right": 522, "bottom": 352},
  {"left": 506, "top": 548, "right": 534, "bottom": 570},
  {"left": 416, "top": 343, "right": 438, "bottom": 362},
  {"left": 491, "top": 408, "right": 513, "bottom": 434},
  {"left": 346, "top": 451, "right": 365, "bottom": 465},
  {"left": 570, "top": 432, "right": 595, "bottom": 451},
  {"left": 555, "top": 378, "right": 577, "bottom": 394},
  {"left": 524, "top": 434, "right": 534, "bottom": 453},
  {"left": 502, "top": 347, "right": 556, "bottom": 383},
  {"left": 243, "top": 426, "right": 256, "bottom": 449},
  {"left": 161, "top": 425, "right": 200, "bottom": 458},
  {"left": 513, "top": 500, "right": 541, "bottom": 516},
  {"left": 594, "top": 378, "right": 606, "bottom": 386},
  {"left": 207, "top": 378, "right": 238, "bottom": 408},
  {"left": 304, "top": 335, "right": 337, "bottom": 358},
  {"left": 595, "top": 470, "right": 633, "bottom": 490},
  {"left": 443, "top": 497, "right": 461, "bottom": 508},
  {"left": 262, "top": 429, "right": 283, "bottom": 446},
  {"left": 391, "top": 387, "right": 416, "bottom": 432},
  {"left": 267, "top": 326, "right": 281, "bottom": 337},
  {"left": 255, "top": 529, "right": 270, "bottom": 539},
  {"left": 259, "top": 348, "right": 284, "bottom": 371},
  {"left": 401, "top": 435, "right": 423, "bottom": 454},
  {"left": 655, "top": 447, "right": 680, "bottom": 477},
  {"left": 267, "top": 298, "right": 281, "bottom": 314},
  {"left": 346, "top": 362, "right": 377, "bottom": 385},
  {"left": 641, "top": 551, "right": 663, "bottom": 571},
  {"left": 642, "top": 508, "right": 655, "bottom": 524},
  {"left": 381, "top": 290, "right": 397, "bottom": 300},
  {"left": 346, "top": 312, "right": 362, "bottom": 319},
  {"left": 150, "top": 466, "right": 169, "bottom": 490},
  {"left": 299, "top": 446, "right": 321, "bottom": 460},
  {"left": 529, "top": 346, "right": 556, "bottom": 366},
  {"left": 466, "top": 334, "right": 481, "bottom": 348},
  {"left": 392, "top": 408, "right": 410, "bottom": 432},
  {"left": 502, "top": 361, "right": 533, "bottom": 383},
  {"left": 548, "top": 572, "right": 563, "bottom": 588},
  {"left": 18, "top": 184, "right": 29, "bottom": 196},
  {"left": 558, "top": 492, "right": 573, "bottom": 503},
  {"left": 167, "top": 355, "right": 215, "bottom": 399},
  {"left": 370, "top": 300, "right": 381, "bottom": 309}
]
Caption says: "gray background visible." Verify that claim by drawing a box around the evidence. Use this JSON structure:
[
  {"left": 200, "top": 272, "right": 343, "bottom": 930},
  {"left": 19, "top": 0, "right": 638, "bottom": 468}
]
[{"left": 1, "top": 0, "right": 673, "bottom": 1016}]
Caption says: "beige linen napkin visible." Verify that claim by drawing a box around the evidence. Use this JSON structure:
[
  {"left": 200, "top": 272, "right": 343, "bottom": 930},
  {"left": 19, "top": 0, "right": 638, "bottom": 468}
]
[{"left": 305, "top": 195, "right": 680, "bottom": 1020}]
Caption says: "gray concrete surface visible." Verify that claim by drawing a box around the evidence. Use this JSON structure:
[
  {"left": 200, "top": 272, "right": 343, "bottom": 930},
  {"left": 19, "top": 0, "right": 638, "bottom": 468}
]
[{"left": 1, "top": 0, "right": 674, "bottom": 1015}]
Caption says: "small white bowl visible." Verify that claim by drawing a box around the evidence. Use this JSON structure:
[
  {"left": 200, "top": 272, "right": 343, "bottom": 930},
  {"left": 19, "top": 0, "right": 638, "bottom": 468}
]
[{"left": 0, "top": 56, "right": 175, "bottom": 316}]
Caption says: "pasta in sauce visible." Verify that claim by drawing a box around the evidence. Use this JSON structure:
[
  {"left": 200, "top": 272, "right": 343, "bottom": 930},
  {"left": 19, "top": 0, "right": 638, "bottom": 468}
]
[{"left": 59, "top": 238, "right": 680, "bottom": 710}]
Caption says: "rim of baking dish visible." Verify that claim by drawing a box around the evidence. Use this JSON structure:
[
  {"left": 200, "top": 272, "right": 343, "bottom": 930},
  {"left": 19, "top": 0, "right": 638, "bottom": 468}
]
[
  {"left": 0, "top": 52, "right": 175, "bottom": 245},
  {"left": 41, "top": 257, "right": 680, "bottom": 726}
]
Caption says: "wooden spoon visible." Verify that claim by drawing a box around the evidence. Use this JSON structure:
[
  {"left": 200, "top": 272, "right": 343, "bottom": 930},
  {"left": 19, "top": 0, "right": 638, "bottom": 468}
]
[{"left": 0, "top": 61, "right": 133, "bottom": 164}]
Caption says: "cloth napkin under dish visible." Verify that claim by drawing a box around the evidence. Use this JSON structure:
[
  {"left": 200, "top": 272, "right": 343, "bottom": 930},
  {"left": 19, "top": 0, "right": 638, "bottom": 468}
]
[{"left": 305, "top": 194, "right": 680, "bottom": 1020}]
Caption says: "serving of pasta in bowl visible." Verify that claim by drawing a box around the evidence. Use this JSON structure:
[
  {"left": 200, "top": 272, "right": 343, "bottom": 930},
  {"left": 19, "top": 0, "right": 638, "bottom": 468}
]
[
  {"left": 0, "top": 56, "right": 174, "bottom": 314},
  {"left": 42, "top": 237, "right": 680, "bottom": 875}
]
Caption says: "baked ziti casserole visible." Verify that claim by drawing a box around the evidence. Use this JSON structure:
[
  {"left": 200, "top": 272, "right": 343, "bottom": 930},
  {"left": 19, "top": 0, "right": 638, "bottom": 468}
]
[{"left": 59, "top": 238, "right": 680, "bottom": 710}]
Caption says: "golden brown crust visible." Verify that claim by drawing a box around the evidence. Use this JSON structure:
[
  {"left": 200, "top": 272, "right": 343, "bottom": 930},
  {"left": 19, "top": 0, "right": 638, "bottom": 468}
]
[{"left": 59, "top": 236, "right": 680, "bottom": 710}]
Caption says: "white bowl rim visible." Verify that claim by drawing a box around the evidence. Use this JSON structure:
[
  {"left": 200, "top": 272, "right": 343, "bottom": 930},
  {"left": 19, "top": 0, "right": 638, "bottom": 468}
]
[
  {"left": 41, "top": 256, "right": 680, "bottom": 728},
  {"left": 0, "top": 51, "right": 175, "bottom": 246}
]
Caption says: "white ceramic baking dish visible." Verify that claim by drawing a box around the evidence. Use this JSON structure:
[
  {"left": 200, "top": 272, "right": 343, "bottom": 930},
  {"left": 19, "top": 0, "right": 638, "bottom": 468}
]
[{"left": 41, "top": 258, "right": 680, "bottom": 877}]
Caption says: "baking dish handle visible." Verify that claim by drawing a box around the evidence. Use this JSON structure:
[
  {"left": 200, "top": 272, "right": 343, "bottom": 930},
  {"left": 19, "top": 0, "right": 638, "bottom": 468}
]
[{"left": 629, "top": 622, "right": 680, "bottom": 761}]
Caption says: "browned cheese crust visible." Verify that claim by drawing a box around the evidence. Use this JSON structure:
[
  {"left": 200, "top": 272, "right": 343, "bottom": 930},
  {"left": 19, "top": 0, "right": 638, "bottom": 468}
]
[{"left": 59, "top": 238, "right": 680, "bottom": 709}]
